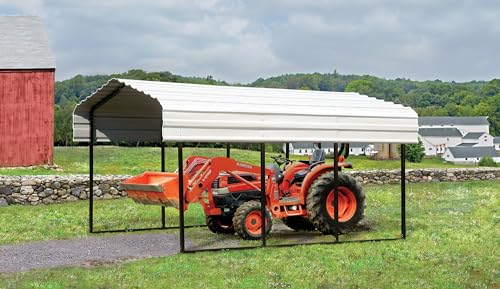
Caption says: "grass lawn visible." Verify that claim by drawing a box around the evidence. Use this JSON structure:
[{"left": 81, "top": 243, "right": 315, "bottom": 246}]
[
  {"left": 0, "top": 146, "right": 470, "bottom": 176},
  {"left": 0, "top": 180, "right": 498, "bottom": 288}
]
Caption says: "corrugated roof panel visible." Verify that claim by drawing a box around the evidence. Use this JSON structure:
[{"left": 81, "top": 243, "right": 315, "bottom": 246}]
[{"left": 73, "top": 78, "right": 419, "bottom": 143}]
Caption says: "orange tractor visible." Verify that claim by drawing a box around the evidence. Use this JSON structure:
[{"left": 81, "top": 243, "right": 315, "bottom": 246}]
[{"left": 122, "top": 147, "right": 365, "bottom": 240}]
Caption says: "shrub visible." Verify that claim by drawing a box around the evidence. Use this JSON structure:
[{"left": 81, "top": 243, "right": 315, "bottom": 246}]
[
  {"left": 478, "top": 156, "right": 497, "bottom": 167},
  {"left": 404, "top": 139, "right": 425, "bottom": 163}
]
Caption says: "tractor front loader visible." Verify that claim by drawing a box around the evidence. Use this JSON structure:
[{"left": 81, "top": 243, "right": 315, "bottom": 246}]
[{"left": 121, "top": 147, "right": 365, "bottom": 240}]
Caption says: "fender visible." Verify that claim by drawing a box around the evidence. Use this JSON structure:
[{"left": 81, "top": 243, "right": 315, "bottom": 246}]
[
  {"left": 299, "top": 164, "right": 334, "bottom": 203},
  {"left": 280, "top": 161, "right": 308, "bottom": 192}
]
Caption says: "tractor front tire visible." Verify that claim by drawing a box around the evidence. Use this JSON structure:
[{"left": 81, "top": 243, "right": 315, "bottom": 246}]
[
  {"left": 206, "top": 215, "right": 235, "bottom": 234},
  {"left": 233, "top": 201, "right": 272, "bottom": 240},
  {"left": 306, "top": 172, "right": 365, "bottom": 234},
  {"left": 283, "top": 216, "right": 316, "bottom": 231}
]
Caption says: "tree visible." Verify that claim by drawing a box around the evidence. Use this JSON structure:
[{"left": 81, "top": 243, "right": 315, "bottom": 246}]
[{"left": 404, "top": 139, "right": 425, "bottom": 163}]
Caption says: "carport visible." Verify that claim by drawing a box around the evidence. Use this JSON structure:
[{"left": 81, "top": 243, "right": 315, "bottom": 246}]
[{"left": 73, "top": 78, "right": 418, "bottom": 252}]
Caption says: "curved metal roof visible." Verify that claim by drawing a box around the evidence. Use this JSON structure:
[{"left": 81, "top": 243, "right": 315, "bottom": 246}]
[{"left": 73, "top": 78, "right": 418, "bottom": 143}]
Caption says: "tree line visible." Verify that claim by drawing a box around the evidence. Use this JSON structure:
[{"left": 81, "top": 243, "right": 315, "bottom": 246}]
[{"left": 54, "top": 69, "right": 499, "bottom": 146}]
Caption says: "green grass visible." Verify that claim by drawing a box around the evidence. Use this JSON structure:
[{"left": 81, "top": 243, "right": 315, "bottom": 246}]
[
  {"left": 0, "top": 146, "right": 469, "bottom": 176},
  {"left": 0, "top": 181, "right": 498, "bottom": 288}
]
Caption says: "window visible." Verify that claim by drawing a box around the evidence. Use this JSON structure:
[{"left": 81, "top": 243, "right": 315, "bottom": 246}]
[
  {"left": 429, "top": 148, "right": 432, "bottom": 150},
  {"left": 350, "top": 148, "right": 353, "bottom": 152},
  {"left": 477, "top": 158, "right": 480, "bottom": 160},
  {"left": 299, "top": 149, "right": 302, "bottom": 153},
  {"left": 465, "top": 158, "right": 468, "bottom": 160}
]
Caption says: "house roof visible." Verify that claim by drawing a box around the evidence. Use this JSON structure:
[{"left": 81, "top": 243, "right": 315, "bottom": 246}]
[
  {"left": 448, "top": 147, "right": 498, "bottom": 158},
  {"left": 456, "top": 143, "right": 476, "bottom": 147},
  {"left": 463, "top": 132, "right": 486, "bottom": 139},
  {"left": 418, "top": 116, "right": 489, "bottom": 126},
  {"left": 0, "top": 16, "right": 55, "bottom": 69},
  {"left": 418, "top": 127, "right": 463, "bottom": 137},
  {"left": 73, "top": 79, "right": 418, "bottom": 143},
  {"left": 494, "top": 137, "right": 500, "bottom": 144}
]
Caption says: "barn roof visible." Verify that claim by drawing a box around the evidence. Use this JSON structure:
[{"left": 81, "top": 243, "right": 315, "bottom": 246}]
[
  {"left": 418, "top": 116, "right": 489, "bottom": 126},
  {"left": 418, "top": 127, "right": 462, "bottom": 137},
  {"left": 447, "top": 147, "right": 498, "bottom": 158},
  {"left": 463, "top": 132, "right": 486, "bottom": 139},
  {"left": 73, "top": 78, "right": 418, "bottom": 143},
  {"left": 0, "top": 16, "right": 55, "bottom": 69}
]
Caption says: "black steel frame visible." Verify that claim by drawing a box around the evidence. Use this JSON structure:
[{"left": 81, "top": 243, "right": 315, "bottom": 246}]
[{"left": 88, "top": 102, "right": 407, "bottom": 250}]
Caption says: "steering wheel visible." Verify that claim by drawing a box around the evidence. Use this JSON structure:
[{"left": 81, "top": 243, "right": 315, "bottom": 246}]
[{"left": 271, "top": 155, "right": 291, "bottom": 167}]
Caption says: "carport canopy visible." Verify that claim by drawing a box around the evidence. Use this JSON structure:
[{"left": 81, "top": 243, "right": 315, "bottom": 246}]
[{"left": 73, "top": 78, "right": 418, "bottom": 143}]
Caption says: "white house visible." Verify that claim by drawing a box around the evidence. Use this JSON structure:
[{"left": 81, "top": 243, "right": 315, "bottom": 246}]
[
  {"left": 285, "top": 142, "right": 333, "bottom": 156},
  {"left": 443, "top": 146, "right": 499, "bottom": 165},
  {"left": 348, "top": 143, "right": 375, "bottom": 156},
  {"left": 461, "top": 132, "right": 494, "bottom": 147},
  {"left": 418, "top": 127, "right": 463, "bottom": 156},
  {"left": 495, "top": 137, "right": 500, "bottom": 151},
  {"left": 419, "top": 116, "right": 489, "bottom": 135},
  {"left": 284, "top": 142, "right": 374, "bottom": 156}
]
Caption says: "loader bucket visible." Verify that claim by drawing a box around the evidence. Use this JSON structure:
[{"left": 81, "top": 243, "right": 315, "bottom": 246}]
[{"left": 121, "top": 172, "right": 188, "bottom": 208}]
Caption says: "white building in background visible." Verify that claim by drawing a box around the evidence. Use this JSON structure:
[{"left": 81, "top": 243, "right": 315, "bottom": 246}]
[
  {"left": 418, "top": 116, "right": 489, "bottom": 135},
  {"left": 418, "top": 127, "right": 463, "bottom": 156},
  {"left": 461, "top": 132, "right": 494, "bottom": 147},
  {"left": 495, "top": 137, "right": 500, "bottom": 151},
  {"left": 283, "top": 142, "right": 375, "bottom": 156},
  {"left": 443, "top": 147, "right": 500, "bottom": 165}
]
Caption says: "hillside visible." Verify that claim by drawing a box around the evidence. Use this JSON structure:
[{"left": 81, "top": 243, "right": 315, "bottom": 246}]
[{"left": 54, "top": 70, "right": 500, "bottom": 144}]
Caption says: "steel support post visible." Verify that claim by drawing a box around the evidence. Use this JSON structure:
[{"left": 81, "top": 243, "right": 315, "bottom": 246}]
[
  {"left": 333, "top": 143, "right": 339, "bottom": 242},
  {"left": 401, "top": 144, "right": 406, "bottom": 239},
  {"left": 161, "top": 142, "right": 166, "bottom": 228},
  {"left": 178, "top": 143, "right": 185, "bottom": 252},
  {"left": 260, "top": 143, "right": 266, "bottom": 246}
]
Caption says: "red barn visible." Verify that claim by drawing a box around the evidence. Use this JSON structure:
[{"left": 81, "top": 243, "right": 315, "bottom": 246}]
[{"left": 0, "top": 16, "right": 55, "bottom": 167}]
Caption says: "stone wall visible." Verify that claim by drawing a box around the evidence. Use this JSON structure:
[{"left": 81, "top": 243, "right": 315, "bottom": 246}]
[{"left": 0, "top": 168, "right": 498, "bottom": 206}]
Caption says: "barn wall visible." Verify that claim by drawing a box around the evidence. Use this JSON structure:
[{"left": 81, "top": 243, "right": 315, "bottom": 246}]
[{"left": 0, "top": 69, "right": 54, "bottom": 166}]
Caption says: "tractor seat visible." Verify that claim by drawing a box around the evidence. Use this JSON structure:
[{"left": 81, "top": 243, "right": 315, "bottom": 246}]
[
  {"left": 293, "top": 170, "right": 308, "bottom": 183},
  {"left": 292, "top": 149, "right": 326, "bottom": 183}
]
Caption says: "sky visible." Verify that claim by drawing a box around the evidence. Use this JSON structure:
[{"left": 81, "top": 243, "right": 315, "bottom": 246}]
[{"left": 1, "top": 0, "right": 499, "bottom": 83}]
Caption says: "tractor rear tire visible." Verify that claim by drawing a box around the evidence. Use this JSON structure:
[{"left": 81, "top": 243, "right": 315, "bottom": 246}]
[
  {"left": 306, "top": 172, "right": 365, "bottom": 234},
  {"left": 206, "top": 215, "right": 235, "bottom": 234},
  {"left": 233, "top": 201, "right": 272, "bottom": 240},
  {"left": 283, "top": 216, "right": 316, "bottom": 231}
]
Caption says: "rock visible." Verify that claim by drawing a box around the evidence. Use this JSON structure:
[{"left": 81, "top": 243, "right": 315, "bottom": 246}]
[
  {"left": 66, "top": 196, "right": 78, "bottom": 201},
  {"left": 21, "top": 180, "right": 36, "bottom": 186},
  {"left": 39, "top": 188, "right": 53, "bottom": 198},
  {"left": 0, "top": 186, "right": 12, "bottom": 195},
  {"left": 5, "top": 196, "right": 15, "bottom": 204},
  {"left": 110, "top": 187, "right": 119, "bottom": 195},
  {"left": 28, "top": 195, "right": 39, "bottom": 202},
  {"left": 42, "top": 198, "right": 54, "bottom": 204},
  {"left": 20, "top": 186, "right": 34, "bottom": 195},
  {"left": 57, "top": 189, "right": 67, "bottom": 196},
  {"left": 98, "top": 183, "right": 110, "bottom": 191},
  {"left": 0, "top": 198, "right": 8, "bottom": 207},
  {"left": 53, "top": 182, "right": 61, "bottom": 189},
  {"left": 71, "top": 187, "right": 81, "bottom": 197},
  {"left": 103, "top": 193, "right": 113, "bottom": 199},
  {"left": 79, "top": 191, "right": 87, "bottom": 199},
  {"left": 94, "top": 189, "right": 102, "bottom": 197}
]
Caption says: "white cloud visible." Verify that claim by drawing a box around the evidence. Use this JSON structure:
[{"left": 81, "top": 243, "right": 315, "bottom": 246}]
[{"left": 1, "top": 0, "right": 499, "bottom": 82}]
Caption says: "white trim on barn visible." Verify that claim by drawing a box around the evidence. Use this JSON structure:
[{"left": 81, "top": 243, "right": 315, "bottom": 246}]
[{"left": 73, "top": 79, "right": 418, "bottom": 143}]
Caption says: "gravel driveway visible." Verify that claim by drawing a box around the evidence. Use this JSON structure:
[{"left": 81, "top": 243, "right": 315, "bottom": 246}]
[{"left": 0, "top": 233, "right": 185, "bottom": 273}]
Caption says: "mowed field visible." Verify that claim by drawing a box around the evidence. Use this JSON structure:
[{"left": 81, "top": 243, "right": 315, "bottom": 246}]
[
  {"left": 0, "top": 146, "right": 470, "bottom": 176},
  {"left": 0, "top": 180, "right": 498, "bottom": 288}
]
